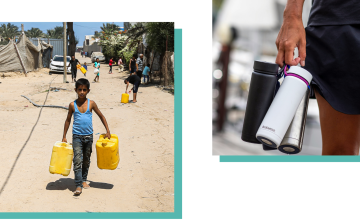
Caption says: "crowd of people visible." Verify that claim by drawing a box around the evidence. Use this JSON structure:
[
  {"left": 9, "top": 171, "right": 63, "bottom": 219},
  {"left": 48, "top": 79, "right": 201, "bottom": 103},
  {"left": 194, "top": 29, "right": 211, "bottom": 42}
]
[{"left": 69, "top": 53, "right": 150, "bottom": 103}]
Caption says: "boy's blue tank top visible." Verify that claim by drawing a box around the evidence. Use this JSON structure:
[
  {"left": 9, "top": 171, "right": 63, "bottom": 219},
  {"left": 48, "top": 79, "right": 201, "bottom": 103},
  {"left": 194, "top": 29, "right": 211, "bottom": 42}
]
[{"left": 72, "top": 98, "right": 93, "bottom": 135}]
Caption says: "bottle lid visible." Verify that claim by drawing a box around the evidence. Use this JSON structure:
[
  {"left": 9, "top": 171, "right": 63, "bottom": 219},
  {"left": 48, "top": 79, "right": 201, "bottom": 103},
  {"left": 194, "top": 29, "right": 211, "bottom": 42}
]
[{"left": 253, "top": 60, "right": 279, "bottom": 75}]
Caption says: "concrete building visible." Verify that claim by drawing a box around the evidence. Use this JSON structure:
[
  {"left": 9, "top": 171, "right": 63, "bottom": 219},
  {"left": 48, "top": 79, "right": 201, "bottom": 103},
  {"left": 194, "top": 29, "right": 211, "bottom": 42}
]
[{"left": 82, "top": 33, "right": 101, "bottom": 57}]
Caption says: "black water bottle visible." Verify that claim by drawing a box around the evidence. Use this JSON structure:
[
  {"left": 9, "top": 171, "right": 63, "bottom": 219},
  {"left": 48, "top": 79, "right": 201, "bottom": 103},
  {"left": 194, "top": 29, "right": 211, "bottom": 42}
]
[{"left": 241, "top": 61, "right": 279, "bottom": 144}]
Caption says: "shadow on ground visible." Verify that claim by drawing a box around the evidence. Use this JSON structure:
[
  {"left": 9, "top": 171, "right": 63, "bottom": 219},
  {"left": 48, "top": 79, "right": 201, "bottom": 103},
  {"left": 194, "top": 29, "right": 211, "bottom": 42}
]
[{"left": 46, "top": 178, "right": 114, "bottom": 191}]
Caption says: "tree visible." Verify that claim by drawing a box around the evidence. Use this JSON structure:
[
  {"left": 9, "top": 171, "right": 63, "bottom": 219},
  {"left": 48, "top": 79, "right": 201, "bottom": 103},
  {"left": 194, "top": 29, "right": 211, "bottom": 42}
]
[
  {"left": 44, "top": 26, "right": 64, "bottom": 39},
  {"left": 25, "top": 27, "right": 44, "bottom": 38},
  {"left": 54, "top": 26, "right": 64, "bottom": 39},
  {"left": 145, "top": 22, "right": 174, "bottom": 53},
  {"left": 145, "top": 22, "right": 174, "bottom": 85},
  {"left": 100, "top": 33, "right": 127, "bottom": 61},
  {"left": 75, "top": 36, "right": 79, "bottom": 45},
  {"left": 67, "top": 22, "right": 76, "bottom": 56},
  {"left": 100, "top": 23, "right": 120, "bottom": 35},
  {"left": 0, "top": 23, "right": 20, "bottom": 42},
  {"left": 43, "top": 29, "right": 55, "bottom": 38},
  {"left": 124, "top": 23, "right": 147, "bottom": 49}
]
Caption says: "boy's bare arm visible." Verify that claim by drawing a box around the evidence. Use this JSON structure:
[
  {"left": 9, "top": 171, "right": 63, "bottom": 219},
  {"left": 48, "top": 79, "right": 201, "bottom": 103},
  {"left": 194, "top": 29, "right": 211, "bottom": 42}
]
[
  {"left": 91, "top": 101, "right": 111, "bottom": 139},
  {"left": 62, "top": 102, "right": 74, "bottom": 143}
]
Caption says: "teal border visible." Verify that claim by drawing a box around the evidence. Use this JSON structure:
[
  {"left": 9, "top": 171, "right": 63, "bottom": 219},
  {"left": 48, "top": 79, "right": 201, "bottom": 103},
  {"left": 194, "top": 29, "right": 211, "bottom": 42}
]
[
  {"left": 220, "top": 156, "right": 360, "bottom": 162},
  {"left": 0, "top": 28, "right": 211, "bottom": 220}
]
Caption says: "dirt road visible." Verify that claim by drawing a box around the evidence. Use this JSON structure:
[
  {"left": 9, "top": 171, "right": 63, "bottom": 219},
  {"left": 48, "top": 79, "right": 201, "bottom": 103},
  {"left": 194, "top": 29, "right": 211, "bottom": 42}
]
[{"left": 0, "top": 53, "right": 174, "bottom": 212}]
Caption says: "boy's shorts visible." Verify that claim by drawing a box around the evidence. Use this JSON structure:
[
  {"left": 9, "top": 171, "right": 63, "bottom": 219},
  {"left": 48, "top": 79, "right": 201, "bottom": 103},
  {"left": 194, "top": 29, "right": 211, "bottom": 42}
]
[
  {"left": 130, "top": 69, "right": 136, "bottom": 73},
  {"left": 133, "top": 81, "right": 140, "bottom": 93}
]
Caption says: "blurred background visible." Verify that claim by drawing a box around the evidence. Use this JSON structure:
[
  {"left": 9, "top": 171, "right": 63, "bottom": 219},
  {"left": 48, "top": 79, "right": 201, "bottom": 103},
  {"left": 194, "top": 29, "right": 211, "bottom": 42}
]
[{"left": 212, "top": 0, "right": 323, "bottom": 155}]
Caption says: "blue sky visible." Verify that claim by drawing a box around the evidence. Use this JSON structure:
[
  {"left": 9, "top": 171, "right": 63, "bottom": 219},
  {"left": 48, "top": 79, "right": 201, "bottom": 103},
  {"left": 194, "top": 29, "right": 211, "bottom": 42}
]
[{"left": 0, "top": 22, "right": 124, "bottom": 46}]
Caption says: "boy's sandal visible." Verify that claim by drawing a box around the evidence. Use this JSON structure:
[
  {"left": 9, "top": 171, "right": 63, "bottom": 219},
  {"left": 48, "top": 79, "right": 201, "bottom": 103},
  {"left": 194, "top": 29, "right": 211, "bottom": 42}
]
[{"left": 74, "top": 189, "right": 82, "bottom": 195}]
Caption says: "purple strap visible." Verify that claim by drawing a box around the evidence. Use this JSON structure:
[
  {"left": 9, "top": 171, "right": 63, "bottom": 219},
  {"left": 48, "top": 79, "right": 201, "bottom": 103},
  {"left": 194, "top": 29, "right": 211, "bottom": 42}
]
[{"left": 284, "top": 66, "right": 309, "bottom": 87}]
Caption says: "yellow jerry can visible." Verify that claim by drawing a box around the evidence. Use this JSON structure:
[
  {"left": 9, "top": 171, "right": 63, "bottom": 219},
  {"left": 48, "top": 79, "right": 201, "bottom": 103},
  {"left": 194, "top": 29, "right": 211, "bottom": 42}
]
[
  {"left": 96, "top": 134, "right": 120, "bottom": 170},
  {"left": 77, "top": 64, "right": 87, "bottom": 74},
  {"left": 79, "top": 66, "right": 87, "bottom": 74},
  {"left": 121, "top": 93, "right": 129, "bottom": 103},
  {"left": 49, "top": 142, "right": 73, "bottom": 176}
]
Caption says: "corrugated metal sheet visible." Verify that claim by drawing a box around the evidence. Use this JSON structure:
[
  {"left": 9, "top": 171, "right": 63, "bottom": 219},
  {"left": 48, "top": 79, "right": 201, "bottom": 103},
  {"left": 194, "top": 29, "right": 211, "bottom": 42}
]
[{"left": 29, "top": 38, "right": 68, "bottom": 57}]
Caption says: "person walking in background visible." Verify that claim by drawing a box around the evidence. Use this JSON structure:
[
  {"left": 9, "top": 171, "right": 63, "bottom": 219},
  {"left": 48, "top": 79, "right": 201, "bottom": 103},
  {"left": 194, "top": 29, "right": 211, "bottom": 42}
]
[
  {"left": 118, "top": 57, "right": 123, "bottom": 72},
  {"left": 129, "top": 55, "right": 137, "bottom": 75},
  {"left": 93, "top": 58, "right": 100, "bottom": 83},
  {"left": 109, "top": 57, "right": 113, "bottom": 74},
  {"left": 68, "top": 55, "right": 80, "bottom": 83},
  {"left": 136, "top": 54, "right": 144, "bottom": 80},
  {"left": 142, "top": 63, "right": 150, "bottom": 84}
]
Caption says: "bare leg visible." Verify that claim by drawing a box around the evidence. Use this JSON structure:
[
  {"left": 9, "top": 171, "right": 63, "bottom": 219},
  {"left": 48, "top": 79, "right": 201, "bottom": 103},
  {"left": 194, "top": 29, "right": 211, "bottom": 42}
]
[
  {"left": 133, "top": 93, "right": 137, "bottom": 102},
  {"left": 315, "top": 89, "right": 360, "bottom": 155}
]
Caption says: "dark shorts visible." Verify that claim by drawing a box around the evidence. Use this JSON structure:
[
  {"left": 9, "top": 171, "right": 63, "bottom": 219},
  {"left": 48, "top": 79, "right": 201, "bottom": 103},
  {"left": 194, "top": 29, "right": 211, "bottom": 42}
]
[
  {"left": 133, "top": 81, "right": 140, "bottom": 93},
  {"left": 130, "top": 68, "right": 136, "bottom": 73},
  {"left": 136, "top": 70, "right": 142, "bottom": 79},
  {"left": 304, "top": 24, "right": 360, "bottom": 114}
]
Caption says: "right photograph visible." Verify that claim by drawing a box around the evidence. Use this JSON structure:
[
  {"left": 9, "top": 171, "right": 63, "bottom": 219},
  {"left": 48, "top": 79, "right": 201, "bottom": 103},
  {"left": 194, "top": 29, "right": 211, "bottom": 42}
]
[{"left": 213, "top": 0, "right": 360, "bottom": 156}]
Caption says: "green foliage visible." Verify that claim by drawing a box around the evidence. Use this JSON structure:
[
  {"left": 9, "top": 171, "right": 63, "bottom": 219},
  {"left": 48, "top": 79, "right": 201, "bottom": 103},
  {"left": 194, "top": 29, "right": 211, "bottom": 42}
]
[
  {"left": 145, "top": 22, "right": 174, "bottom": 54},
  {"left": 120, "top": 44, "right": 137, "bottom": 64},
  {"left": 100, "top": 33, "right": 127, "bottom": 61},
  {"left": 0, "top": 40, "right": 9, "bottom": 45},
  {"left": 25, "top": 27, "right": 44, "bottom": 38},
  {"left": 44, "top": 26, "right": 64, "bottom": 39},
  {"left": 0, "top": 23, "right": 20, "bottom": 42},
  {"left": 100, "top": 23, "right": 120, "bottom": 34},
  {"left": 125, "top": 23, "right": 147, "bottom": 49}
]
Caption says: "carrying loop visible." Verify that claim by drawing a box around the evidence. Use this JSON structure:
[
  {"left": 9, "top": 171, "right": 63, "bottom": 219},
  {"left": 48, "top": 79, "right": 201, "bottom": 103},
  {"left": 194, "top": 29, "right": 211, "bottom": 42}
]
[
  {"left": 277, "top": 62, "right": 290, "bottom": 80},
  {"left": 282, "top": 63, "right": 310, "bottom": 90}
]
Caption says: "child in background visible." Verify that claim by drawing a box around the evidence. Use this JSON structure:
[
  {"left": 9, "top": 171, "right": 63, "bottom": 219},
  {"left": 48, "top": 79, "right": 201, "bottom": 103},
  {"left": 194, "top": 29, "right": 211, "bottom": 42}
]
[
  {"left": 93, "top": 58, "right": 100, "bottom": 83},
  {"left": 83, "top": 62, "right": 88, "bottom": 77},
  {"left": 109, "top": 58, "right": 113, "bottom": 74},
  {"left": 62, "top": 78, "right": 111, "bottom": 195},
  {"left": 142, "top": 64, "right": 150, "bottom": 84}
]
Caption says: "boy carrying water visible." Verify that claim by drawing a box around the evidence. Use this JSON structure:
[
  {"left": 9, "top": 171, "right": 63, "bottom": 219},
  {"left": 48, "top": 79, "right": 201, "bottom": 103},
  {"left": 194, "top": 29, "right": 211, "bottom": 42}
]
[{"left": 62, "top": 78, "right": 111, "bottom": 195}]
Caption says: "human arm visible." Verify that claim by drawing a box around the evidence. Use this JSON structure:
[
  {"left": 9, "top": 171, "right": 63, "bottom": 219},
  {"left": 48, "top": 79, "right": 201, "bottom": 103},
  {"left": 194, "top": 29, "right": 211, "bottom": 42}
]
[
  {"left": 275, "top": 0, "right": 306, "bottom": 67},
  {"left": 91, "top": 101, "right": 111, "bottom": 139},
  {"left": 125, "top": 81, "right": 129, "bottom": 93},
  {"left": 62, "top": 102, "right": 74, "bottom": 143},
  {"left": 136, "top": 62, "right": 138, "bottom": 71}
]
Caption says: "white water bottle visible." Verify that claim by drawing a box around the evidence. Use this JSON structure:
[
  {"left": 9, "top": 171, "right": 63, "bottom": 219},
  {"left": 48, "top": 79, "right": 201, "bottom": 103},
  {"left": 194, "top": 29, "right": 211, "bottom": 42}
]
[{"left": 255, "top": 66, "right": 313, "bottom": 148}]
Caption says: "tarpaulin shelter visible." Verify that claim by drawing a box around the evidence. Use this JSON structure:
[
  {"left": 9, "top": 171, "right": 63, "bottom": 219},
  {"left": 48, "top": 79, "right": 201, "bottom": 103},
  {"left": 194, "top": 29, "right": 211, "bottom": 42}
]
[{"left": 0, "top": 33, "right": 53, "bottom": 74}]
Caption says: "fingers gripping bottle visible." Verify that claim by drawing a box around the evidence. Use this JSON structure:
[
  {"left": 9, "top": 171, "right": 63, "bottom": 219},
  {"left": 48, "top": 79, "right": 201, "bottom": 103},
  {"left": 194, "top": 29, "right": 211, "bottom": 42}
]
[
  {"left": 241, "top": 61, "right": 279, "bottom": 143},
  {"left": 256, "top": 66, "right": 312, "bottom": 148}
]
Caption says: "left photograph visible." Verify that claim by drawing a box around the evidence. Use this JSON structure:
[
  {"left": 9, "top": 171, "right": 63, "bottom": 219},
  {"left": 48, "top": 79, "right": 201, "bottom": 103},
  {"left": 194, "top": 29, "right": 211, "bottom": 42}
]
[{"left": 0, "top": 22, "right": 175, "bottom": 212}]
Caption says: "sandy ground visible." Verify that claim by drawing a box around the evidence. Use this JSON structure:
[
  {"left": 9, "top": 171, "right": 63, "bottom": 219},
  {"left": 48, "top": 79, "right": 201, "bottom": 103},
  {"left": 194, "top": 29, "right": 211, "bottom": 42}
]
[{"left": 0, "top": 53, "right": 174, "bottom": 212}]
